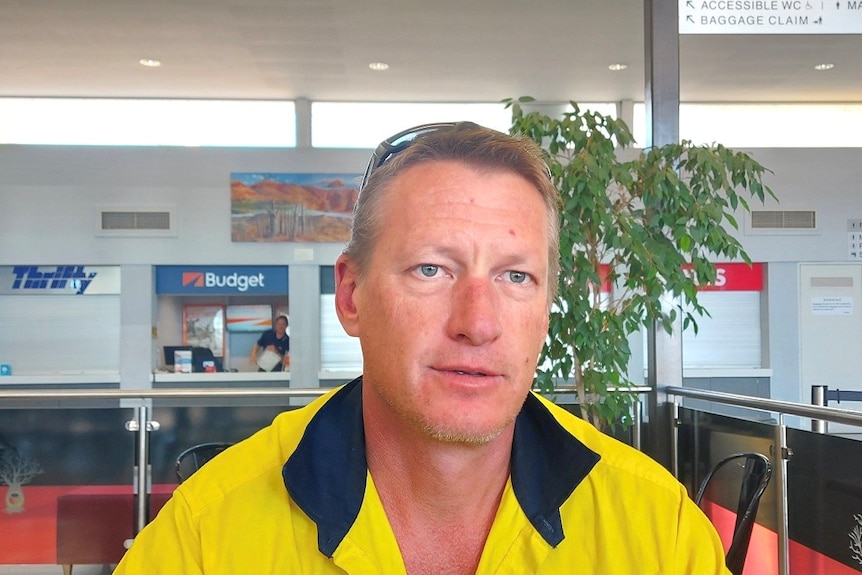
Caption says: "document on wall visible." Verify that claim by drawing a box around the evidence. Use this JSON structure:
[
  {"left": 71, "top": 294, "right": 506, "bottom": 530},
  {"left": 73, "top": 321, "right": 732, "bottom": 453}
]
[{"left": 810, "top": 296, "right": 854, "bottom": 316}]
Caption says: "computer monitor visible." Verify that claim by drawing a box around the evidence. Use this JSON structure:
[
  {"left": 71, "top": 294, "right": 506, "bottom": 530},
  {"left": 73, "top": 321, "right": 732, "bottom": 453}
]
[
  {"left": 191, "top": 347, "right": 223, "bottom": 372},
  {"left": 163, "top": 345, "right": 193, "bottom": 367}
]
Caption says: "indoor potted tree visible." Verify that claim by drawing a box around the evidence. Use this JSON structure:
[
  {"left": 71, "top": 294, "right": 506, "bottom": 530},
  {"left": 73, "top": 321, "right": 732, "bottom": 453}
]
[{"left": 505, "top": 97, "right": 776, "bottom": 430}]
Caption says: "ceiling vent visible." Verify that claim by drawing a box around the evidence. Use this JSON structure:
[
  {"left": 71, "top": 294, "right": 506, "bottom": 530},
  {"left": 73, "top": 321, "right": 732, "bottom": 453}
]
[
  {"left": 96, "top": 207, "right": 176, "bottom": 237},
  {"left": 749, "top": 210, "right": 816, "bottom": 231}
]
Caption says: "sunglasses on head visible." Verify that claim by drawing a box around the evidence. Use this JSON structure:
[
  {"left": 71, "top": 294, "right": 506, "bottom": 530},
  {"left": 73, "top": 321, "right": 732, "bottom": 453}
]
[{"left": 359, "top": 122, "right": 478, "bottom": 192}]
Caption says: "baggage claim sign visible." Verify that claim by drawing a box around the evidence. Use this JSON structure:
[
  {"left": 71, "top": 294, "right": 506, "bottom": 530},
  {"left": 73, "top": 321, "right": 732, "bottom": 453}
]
[{"left": 679, "top": 0, "right": 862, "bottom": 34}]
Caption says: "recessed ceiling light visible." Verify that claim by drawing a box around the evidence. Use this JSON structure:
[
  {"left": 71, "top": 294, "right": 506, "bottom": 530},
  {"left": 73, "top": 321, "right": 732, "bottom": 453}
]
[
  {"left": 608, "top": 63, "right": 628, "bottom": 72},
  {"left": 814, "top": 63, "right": 834, "bottom": 71},
  {"left": 368, "top": 62, "right": 389, "bottom": 71},
  {"left": 139, "top": 59, "right": 161, "bottom": 68}
]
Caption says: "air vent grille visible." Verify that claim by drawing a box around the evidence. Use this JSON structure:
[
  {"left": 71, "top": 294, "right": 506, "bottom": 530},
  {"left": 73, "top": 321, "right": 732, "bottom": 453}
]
[
  {"left": 750, "top": 210, "right": 816, "bottom": 230},
  {"left": 97, "top": 208, "right": 176, "bottom": 236}
]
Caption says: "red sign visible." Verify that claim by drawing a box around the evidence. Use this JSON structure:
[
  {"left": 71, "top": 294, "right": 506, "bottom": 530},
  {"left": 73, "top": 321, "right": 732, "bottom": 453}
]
[
  {"left": 599, "top": 264, "right": 612, "bottom": 293},
  {"left": 682, "top": 262, "right": 764, "bottom": 292}
]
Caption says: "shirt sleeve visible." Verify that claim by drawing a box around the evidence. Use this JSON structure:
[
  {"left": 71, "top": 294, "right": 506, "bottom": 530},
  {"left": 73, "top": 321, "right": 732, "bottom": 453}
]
[
  {"left": 113, "top": 491, "right": 204, "bottom": 575},
  {"left": 674, "top": 485, "right": 733, "bottom": 574}
]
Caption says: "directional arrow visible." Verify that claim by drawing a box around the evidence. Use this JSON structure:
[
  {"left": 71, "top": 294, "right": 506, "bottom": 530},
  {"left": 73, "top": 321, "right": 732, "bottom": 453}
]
[{"left": 678, "top": 0, "right": 862, "bottom": 34}]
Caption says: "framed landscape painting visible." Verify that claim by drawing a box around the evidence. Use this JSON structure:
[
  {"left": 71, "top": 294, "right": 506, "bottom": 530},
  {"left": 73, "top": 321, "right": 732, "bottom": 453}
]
[{"left": 231, "top": 172, "right": 360, "bottom": 243}]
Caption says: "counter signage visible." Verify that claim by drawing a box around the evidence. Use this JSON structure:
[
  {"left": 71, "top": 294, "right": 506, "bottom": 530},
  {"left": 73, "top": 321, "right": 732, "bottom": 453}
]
[
  {"left": 0, "top": 265, "right": 121, "bottom": 295},
  {"left": 682, "top": 262, "right": 764, "bottom": 291},
  {"left": 156, "top": 266, "right": 288, "bottom": 295},
  {"left": 679, "top": 0, "right": 862, "bottom": 34}
]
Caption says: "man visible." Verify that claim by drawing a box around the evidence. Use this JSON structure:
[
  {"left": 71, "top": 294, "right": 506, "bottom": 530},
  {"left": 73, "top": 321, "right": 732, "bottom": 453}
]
[
  {"left": 248, "top": 314, "right": 290, "bottom": 371},
  {"left": 114, "top": 123, "right": 730, "bottom": 574}
]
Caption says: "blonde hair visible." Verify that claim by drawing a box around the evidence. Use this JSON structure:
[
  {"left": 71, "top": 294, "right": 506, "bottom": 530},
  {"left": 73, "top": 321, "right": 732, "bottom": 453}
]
[{"left": 344, "top": 123, "right": 560, "bottom": 299}]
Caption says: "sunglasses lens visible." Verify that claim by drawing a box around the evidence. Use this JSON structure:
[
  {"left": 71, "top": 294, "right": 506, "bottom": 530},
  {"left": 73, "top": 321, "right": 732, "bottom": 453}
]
[{"left": 359, "top": 122, "right": 461, "bottom": 192}]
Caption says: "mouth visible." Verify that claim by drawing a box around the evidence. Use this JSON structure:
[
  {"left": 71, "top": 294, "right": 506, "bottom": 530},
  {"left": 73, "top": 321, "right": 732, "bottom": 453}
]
[
  {"left": 435, "top": 366, "right": 500, "bottom": 379},
  {"left": 429, "top": 366, "right": 507, "bottom": 397},
  {"left": 453, "top": 369, "right": 487, "bottom": 376}
]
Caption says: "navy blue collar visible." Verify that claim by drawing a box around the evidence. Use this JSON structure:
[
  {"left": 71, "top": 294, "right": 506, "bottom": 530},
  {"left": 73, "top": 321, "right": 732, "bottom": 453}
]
[{"left": 283, "top": 377, "right": 600, "bottom": 557}]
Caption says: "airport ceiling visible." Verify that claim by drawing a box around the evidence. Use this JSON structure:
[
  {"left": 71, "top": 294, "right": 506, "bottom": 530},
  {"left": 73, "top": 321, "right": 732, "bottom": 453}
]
[{"left": 2, "top": 0, "right": 860, "bottom": 104}]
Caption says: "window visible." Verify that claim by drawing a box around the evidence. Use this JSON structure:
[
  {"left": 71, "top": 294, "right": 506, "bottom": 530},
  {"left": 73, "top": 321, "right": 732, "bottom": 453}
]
[
  {"left": 311, "top": 102, "right": 513, "bottom": 148},
  {"left": 633, "top": 103, "right": 862, "bottom": 148},
  {"left": 0, "top": 98, "right": 296, "bottom": 147}
]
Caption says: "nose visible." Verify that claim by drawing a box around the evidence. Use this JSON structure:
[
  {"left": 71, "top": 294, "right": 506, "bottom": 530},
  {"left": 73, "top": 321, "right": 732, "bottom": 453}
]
[{"left": 446, "top": 276, "right": 503, "bottom": 346}]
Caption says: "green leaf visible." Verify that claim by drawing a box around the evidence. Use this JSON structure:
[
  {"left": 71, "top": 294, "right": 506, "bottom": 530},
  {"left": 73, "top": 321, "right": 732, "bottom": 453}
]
[{"left": 507, "top": 96, "right": 774, "bottom": 431}]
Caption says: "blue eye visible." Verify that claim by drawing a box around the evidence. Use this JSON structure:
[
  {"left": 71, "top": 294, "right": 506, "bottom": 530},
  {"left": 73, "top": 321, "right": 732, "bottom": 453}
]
[
  {"left": 507, "top": 271, "right": 528, "bottom": 284},
  {"left": 419, "top": 264, "right": 438, "bottom": 277}
]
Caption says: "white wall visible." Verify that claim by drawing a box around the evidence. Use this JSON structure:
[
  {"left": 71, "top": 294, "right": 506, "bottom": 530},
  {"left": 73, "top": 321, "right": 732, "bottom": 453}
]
[
  {"left": 738, "top": 149, "right": 862, "bottom": 403},
  {"left": 732, "top": 148, "right": 862, "bottom": 264},
  {"left": 0, "top": 145, "right": 369, "bottom": 388},
  {"left": 0, "top": 145, "right": 368, "bottom": 265}
]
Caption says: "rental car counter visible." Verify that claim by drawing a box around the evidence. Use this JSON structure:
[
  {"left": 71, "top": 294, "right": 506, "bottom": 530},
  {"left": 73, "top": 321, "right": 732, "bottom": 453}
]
[{"left": 0, "top": 264, "right": 302, "bottom": 568}]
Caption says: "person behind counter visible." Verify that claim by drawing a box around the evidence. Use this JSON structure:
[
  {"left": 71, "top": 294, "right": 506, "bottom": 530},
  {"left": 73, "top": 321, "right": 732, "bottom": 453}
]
[{"left": 248, "top": 314, "right": 290, "bottom": 371}]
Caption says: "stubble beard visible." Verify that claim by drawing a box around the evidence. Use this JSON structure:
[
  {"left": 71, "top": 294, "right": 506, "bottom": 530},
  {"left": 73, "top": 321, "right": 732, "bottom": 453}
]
[
  {"left": 421, "top": 418, "right": 514, "bottom": 446},
  {"left": 382, "top": 388, "right": 520, "bottom": 446}
]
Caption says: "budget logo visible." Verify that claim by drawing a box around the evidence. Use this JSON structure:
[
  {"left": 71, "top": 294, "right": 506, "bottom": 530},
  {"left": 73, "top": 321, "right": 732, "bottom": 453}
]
[
  {"left": 178, "top": 270, "right": 265, "bottom": 292},
  {"left": 204, "top": 272, "right": 265, "bottom": 292},
  {"left": 182, "top": 272, "right": 205, "bottom": 287}
]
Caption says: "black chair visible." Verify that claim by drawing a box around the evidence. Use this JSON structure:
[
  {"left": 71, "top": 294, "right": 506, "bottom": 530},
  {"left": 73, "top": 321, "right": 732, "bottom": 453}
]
[
  {"left": 694, "top": 452, "right": 772, "bottom": 575},
  {"left": 175, "top": 442, "right": 234, "bottom": 483}
]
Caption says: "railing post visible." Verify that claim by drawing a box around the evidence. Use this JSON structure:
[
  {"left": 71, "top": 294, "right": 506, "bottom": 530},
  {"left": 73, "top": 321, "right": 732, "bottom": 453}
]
[
  {"left": 670, "top": 396, "right": 680, "bottom": 479},
  {"left": 811, "top": 385, "right": 828, "bottom": 433},
  {"left": 632, "top": 394, "right": 643, "bottom": 451},
  {"left": 135, "top": 403, "right": 149, "bottom": 535},
  {"left": 125, "top": 401, "right": 158, "bottom": 536},
  {"left": 775, "top": 414, "right": 791, "bottom": 575}
]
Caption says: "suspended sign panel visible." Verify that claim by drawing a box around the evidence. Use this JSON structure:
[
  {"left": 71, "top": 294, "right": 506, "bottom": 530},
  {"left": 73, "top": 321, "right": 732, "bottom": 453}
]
[
  {"left": 682, "top": 262, "right": 764, "bottom": 291},
  {"left": 155, "top": 266, "right": 288, "bottom": 295},
  {"left": 0, "top": 265, "right": 120, "bottom": 295},
  {"left": 679, "top": 0, "right": 862, "bottom": 34}
]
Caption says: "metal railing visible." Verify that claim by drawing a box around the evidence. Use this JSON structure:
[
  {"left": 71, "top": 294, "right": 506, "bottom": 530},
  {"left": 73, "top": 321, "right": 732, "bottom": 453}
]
[
  {"left": 543, "top": 384, "right": 651, "bottom": 451},
  {"left": 667, "top": 385, "right": 862, "bottom": 575},
  {"left": 0, "top": 387, "right": 331, "bottom": 401},
  {"left": 810, "top": 384, "right": 862, "bottom": 433},
  {"left": 5, "top": 383, "right": 857, "bottom": 572},
  {"left": 0, "top": 387, "right": 332, "bottom": 535},
  {"left": 0, "top": 383, "right": 651, "bottom": 536}
]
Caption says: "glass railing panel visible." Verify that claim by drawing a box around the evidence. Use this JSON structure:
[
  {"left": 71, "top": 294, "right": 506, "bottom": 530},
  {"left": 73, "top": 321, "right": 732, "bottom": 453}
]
[
  {"left": 0, "top": 404, "right": 135, "bottom": 567},
  {"left": 680, "top": 404, "right": 862, "bottom": 574},
  {"left": 149, "top": 399, "right": 298, "bottom": 485},
  {"left": 785, "top": 427, "right": 862, "bottom": 573},
  {"left": 677, "top": 408, "right": 778, "bottom": 573}
]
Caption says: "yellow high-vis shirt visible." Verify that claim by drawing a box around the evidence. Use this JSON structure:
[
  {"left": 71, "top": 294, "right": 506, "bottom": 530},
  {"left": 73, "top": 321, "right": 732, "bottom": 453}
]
[{"left": 114, "top": 378, "right": 730, "bottom": 574}]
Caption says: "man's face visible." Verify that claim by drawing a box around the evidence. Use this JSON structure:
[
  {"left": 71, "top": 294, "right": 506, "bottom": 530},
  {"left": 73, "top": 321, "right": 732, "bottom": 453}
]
[
  {"left": 335, "top": 160, "right": 550, "bottom": 444},
  {"left": 275, "top": 318, "right": 287, "bottom": 337}
]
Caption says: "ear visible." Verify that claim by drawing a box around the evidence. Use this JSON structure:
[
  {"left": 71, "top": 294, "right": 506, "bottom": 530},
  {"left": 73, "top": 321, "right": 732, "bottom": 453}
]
[{"left": 334, "top": 253, "right": 361, "bottom": 336}]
